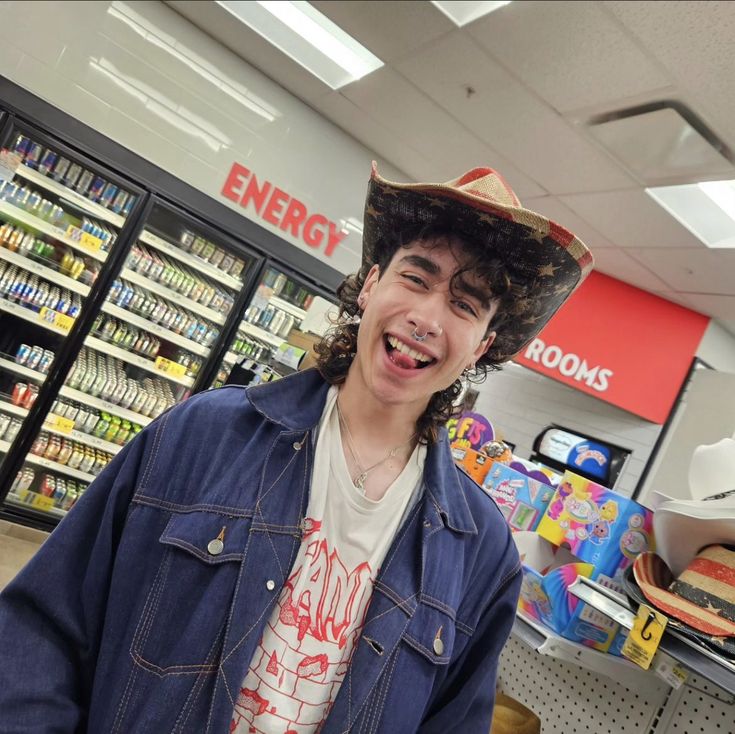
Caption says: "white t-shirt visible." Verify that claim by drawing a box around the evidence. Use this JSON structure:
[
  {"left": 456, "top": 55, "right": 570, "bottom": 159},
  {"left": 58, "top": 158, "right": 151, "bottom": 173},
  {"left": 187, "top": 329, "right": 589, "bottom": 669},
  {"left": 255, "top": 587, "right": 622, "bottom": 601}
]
[{"left": 231, "top": 386, "right": 426, "bottom": 734}]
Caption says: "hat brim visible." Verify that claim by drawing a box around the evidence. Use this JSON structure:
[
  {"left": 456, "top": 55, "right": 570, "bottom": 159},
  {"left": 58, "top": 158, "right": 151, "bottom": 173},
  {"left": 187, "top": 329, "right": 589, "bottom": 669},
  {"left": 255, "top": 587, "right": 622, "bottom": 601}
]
[
  {"left": 362, "top": 167, "right": 593, "bottom": 362},
  {"left": 633, "top": 552, "right": 735, "bottom": 637},
  {"left": 622, "top": 565, "right": 735, "bottom": 658},
  {"left": 653, "top": 499, "right": 735, "bottom": 577}
]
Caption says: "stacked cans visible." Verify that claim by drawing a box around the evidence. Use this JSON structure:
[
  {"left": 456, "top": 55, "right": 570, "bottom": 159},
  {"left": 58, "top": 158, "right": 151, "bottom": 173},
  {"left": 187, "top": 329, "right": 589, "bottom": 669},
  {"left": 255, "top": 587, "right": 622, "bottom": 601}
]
[
  {"left": 9, "top": 469, "right": 83, "bottom": 513},
  {"left": 15, "top": 343, "right": 54, "bottom": 374},
  {"left": 0, "top": 413, "right": 22, "bottom": 444},
  {"left": 11, "top": 134, "right": 135, "bottom": 217},
  {"left": 50, "top": 396, "right": 142, "bottom": 447},
  {"left": 30, "top": 431, "right": 113, "bottom": 477},
  {"left": 0, "top": 262, "right": 83, "bottom": 317},
  {"left": 178, "top": 229, "right": 246, "bottom": 281},
  {"left": 11, "top": 381, "right": 39, "bottom": 409},
  {"left": 0, "top": 180, "right": 66, "bottom": 227},
  {"left": 127, "top": 243, "right": 234, "bottom": 317}
]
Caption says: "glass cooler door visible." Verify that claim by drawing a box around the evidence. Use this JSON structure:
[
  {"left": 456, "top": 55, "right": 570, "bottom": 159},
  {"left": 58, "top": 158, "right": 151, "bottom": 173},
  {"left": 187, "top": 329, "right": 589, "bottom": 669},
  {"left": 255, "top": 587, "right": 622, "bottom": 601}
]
[
  {"left": 0, "top": 124, "right": 142, "bottom": 516},
  {"left": 6, "top": 198, "right": 257, "bottom": 522},
  {"left": 211, "top": 263, "right": 335, "bottom": 389}
]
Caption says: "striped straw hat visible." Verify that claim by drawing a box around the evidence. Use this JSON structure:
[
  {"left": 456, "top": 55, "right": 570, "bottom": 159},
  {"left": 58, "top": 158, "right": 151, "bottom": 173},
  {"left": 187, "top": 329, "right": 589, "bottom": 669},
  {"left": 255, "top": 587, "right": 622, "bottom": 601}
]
[
  {"left": 362, "top": 163, "right": 594, "bottom": 362},
  {"left": 633, "top": 546, "right": 735, "bottom": 637}
]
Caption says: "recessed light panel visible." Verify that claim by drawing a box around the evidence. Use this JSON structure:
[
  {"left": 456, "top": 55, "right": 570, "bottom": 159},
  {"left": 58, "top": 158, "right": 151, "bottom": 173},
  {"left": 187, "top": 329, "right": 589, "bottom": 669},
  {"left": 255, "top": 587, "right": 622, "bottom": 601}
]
[
  {"left": 216, "top": 1, "right": 383, "bottom": 90},
  {"left": 431, "top": 1, "right": 511, "bottom": 27}
]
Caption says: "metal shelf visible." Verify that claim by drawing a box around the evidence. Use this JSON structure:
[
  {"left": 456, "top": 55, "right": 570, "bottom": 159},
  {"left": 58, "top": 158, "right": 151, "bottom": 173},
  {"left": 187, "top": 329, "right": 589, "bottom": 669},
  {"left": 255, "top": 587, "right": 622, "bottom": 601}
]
[
  {"left": 5, "top": 492, "right": 67, "bottom": 519},
  {"left": 41, "top": 425, "right": 122, "bottom": 455},
  {"left": 14, "top": 164, "right": 125, "bottom": 228},
  {"left": 238, "top": 321, "right": 285, "bottom": 349},
  {"left": 25, "top": 453, "right": 96, "bottom": 483},
  {"left": 84, "top": 336, "right": 194, "bottom": 388},
  {"left": 511, "top": 611, "right": 659, "bottom": 696},
  {"left": 0, "top": 247, "right": 91, "bottom": 296},
  {"left": 270, "top": 296, "right": 306, "bottom": 320},
  {"left": 100, "top": 302, "right": 209, "bottom": 356},
  {"left": 120, "top": 267, "right": 225, "bottom": 325},
  {"left": 58, "top": 386, "right": 152, "bottom": 426},
  {"left": 139, "top": 230, "right": 242, "bottom": 290},
  {"left": 0, "top": 400, "right": 28, "bottom": 418},
  {"left": 0, "top": 355, "right": 48, "bottom": 383},
  {"left": 0, "top": 297, "right": 71, "bottom": 336},
  {"left": 0, "top": 200, "right": 107, "bottom": 262},
  {"left": 569, "top": 575, "right": 735, "bottom": 696}
]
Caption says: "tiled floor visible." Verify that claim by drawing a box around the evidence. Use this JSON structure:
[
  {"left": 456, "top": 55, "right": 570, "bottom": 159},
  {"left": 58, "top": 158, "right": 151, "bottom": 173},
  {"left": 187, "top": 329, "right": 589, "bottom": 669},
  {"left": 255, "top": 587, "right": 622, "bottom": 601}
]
[{"left": 0, "top": 520, "right": 48, "bottom": 591}]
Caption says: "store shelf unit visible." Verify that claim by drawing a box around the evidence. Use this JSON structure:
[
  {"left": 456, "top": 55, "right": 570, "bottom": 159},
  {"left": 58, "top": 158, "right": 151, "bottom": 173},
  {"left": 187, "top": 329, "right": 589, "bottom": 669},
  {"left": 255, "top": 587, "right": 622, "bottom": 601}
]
[
  {"left": 0, "top": 247, "right": 91, "bottom": 297},
  {"left": 0, "top": 298, "right": 71, "bottom": 336},
  {"left": 0, "top": 356, "right": 47, "bottom": 384},
  {"left": 0, "top": 401, "right": 28, "bottom": 419},
  {"left": 24, "top": 453, "right": 95, "bottom": 483},
  {"left": 58, "top": 386, "right": 153, "bottom": 427},
  {"left": 40, "top": 425, "right": 121, "bottom": 455},
  {"left": 239, "top": 321, "right": 285, "bottom": 349},
  {"left": 569, "top": 575, "right": 735, "bottom": 696}
]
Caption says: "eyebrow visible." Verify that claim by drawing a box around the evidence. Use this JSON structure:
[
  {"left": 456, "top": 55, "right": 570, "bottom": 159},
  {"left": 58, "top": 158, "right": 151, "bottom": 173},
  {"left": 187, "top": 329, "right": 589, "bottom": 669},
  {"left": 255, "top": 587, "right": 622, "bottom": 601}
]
[{"left": 398, "top": 254, "right": 492, "bottom": 310}]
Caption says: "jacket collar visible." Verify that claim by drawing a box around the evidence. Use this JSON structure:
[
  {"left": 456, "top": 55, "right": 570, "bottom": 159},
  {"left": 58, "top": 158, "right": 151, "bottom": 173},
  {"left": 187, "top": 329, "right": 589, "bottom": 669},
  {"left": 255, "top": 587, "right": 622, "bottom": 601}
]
[{"left": 247, "top": 369, "right": 477, "bottom": 535}]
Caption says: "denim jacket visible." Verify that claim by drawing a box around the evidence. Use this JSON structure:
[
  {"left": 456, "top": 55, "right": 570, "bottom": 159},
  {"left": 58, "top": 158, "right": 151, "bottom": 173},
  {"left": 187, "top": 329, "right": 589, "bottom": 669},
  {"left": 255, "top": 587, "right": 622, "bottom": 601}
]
[{"left": 0, "top": 369, "right": 521, "bottom": 733}]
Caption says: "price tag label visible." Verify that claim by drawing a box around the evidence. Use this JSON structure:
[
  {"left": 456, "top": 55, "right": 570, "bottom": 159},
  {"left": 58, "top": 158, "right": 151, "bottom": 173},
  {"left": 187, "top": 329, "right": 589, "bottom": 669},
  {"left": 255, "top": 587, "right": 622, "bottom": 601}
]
[
  {"left": 154, "top": 356, "right": 188, "bottom": 379},
  {"left": 31, "top": 493, "right": 56, "bottom": 511},
  {"left": 0, "top": 149, "right": 21, "bottom": 183},
  {"left": 44, "top": 413, "right": 75, "bottom": 434},
  {"left": 621, "top": 604, "right": 668, "bottom": 670},
  {"left": 654, "top": 655, "right": 689, "bottom": 689},
  {"left": 39, "top": 306, "right": 74, "bottom": 333},
  {"left": 274, "top": 343, "right": 306, "bottom": 370},
  {"left": 65, "top": 226, "right": 103, "bottom": 252}
]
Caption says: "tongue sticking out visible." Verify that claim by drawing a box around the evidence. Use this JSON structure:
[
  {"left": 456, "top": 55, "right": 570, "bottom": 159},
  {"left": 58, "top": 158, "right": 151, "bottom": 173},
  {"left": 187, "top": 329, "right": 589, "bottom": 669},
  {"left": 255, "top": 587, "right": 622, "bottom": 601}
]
[{"left": 389, "top": 350, "right": 420, "bottom": 369}]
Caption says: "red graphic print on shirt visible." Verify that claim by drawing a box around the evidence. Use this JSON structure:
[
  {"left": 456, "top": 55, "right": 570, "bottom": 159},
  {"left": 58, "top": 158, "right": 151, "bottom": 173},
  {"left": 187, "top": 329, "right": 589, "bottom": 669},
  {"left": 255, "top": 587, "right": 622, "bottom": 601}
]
[{"left": 231, "top": 520, "right": 375, "bottom": 734}]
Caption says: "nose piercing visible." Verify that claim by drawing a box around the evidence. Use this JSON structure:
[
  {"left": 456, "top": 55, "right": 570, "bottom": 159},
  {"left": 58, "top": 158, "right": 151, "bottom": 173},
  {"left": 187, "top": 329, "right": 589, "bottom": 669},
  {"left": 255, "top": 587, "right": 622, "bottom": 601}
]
[{"left": 411, "top": 327, "right": 428, "bottom": 342}]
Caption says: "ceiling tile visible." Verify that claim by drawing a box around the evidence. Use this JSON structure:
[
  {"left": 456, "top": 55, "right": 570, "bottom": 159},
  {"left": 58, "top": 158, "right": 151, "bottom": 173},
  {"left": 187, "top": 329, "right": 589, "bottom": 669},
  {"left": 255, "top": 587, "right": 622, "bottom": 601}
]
[
  {"left": 559, "top": 189, "right": 705, "bottom": 249},
  {"left": 604, "top": 0, "right": 735, "bottom": 150},
  {"left": 338, "top": 67, "right": 543, "bottom": 194},
  {"left": 523, "top": 196, "right": 617, "bottom": 249},
  {"left": 394, "top": 31, "right": 636, "bottom": 195},
  {"left": 679, "top": 292, "right": 735, "bottom": 324},
  {"left": 467, "top": 1, "right": 671, "bottom": 113},
  {"left": 628, "top": 247, "right": 735, "bottom": 296},
  {"left": 589, "top": 248, "right": 672, "bottom": 293},
  {"left": 310, "top": 0, "right": 454, "bottom": 63}
]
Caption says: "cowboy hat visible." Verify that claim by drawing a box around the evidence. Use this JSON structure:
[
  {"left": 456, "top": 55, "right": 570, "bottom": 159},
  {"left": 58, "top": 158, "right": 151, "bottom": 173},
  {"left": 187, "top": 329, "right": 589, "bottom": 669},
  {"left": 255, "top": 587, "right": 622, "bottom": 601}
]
[
  {"left": 362, "top": 163, "right": 594, "bottom": 362},
  {"left": 654, "top": 434, "right": 735, "bottom": 576},
  {"left": 633, "top": 547, "right": 735, "bottom": 637},
  {"left": 490, "top": 693, "right": 541, "bottom": 734}
]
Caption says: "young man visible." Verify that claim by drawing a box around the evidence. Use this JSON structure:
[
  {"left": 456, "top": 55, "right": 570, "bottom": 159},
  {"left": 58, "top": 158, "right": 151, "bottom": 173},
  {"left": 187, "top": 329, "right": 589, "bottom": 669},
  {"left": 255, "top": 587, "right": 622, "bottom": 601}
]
[{"left": 0, "top": 164, "right": 592, "bottom": 733}]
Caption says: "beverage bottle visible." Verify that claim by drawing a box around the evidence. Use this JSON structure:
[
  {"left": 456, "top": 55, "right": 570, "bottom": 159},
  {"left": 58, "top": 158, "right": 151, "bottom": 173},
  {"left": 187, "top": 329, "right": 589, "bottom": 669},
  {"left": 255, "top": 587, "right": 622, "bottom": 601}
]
[
  {"left": 67, "top": 445, "right": 85, "bottom": 470},
  {"left": 19, "top": 232, "right": 34, "bottom": 257},
  {"left": 30, "top": 432, "right": 49, "bottom": 456},
  {"left": 12, "top": 134, "right": 31, "bottom": 159}
]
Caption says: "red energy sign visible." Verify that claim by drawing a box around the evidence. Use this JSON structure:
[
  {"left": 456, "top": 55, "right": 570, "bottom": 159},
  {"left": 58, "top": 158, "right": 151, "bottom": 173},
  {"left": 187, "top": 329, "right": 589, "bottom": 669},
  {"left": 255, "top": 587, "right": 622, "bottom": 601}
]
[
  {"left": 221, "top": 162, "right": 348, "bottom": 258},
  {"left": 514, "top": 271, "right": 710, "bottom": 423}
]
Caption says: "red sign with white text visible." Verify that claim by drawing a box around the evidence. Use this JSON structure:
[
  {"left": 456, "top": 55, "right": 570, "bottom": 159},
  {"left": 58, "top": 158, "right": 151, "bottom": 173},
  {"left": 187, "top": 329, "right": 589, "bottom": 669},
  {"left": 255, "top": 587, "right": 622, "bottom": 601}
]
[
  {"left": 514, "top": 271, "right": 710, "bottom": 423},
  {"left": 221, "top": 162, "right": 348, "bottom": 258}
]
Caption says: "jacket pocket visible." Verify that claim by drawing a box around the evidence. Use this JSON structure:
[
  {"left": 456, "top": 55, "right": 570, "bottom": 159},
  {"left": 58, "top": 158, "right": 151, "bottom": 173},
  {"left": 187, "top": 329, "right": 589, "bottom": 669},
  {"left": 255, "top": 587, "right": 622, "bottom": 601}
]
[
  {"left": 131, "top": 510, "right": 252, "bottom": 676},
  {"left": 401, "top": 602, "right": 456, "bottom": 667}
]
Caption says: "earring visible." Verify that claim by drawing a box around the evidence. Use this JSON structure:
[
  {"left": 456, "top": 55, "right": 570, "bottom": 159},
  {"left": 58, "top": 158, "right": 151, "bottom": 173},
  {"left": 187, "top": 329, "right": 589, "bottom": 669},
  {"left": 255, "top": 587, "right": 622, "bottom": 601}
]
[{"left": 350, "top": 312, "right": 361, "bottom": 325}]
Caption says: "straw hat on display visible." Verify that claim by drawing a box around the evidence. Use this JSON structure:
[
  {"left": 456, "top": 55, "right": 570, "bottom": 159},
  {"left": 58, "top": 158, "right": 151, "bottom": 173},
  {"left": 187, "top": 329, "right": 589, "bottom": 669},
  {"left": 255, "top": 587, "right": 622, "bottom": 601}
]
[
  {"left": 362, "top": 163, "right": 594, "bottom": 362},
  {"left": 490, "top": 693, "right": 541, "bottom": 734}
]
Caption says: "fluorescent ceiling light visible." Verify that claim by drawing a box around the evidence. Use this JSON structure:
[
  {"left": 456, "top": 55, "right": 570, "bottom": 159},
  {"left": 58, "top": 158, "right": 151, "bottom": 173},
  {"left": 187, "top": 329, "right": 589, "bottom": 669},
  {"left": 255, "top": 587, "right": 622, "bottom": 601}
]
[
  {"left": 647, "top": 180, "right": 735, "bottom": 249},
  {"left": 216, "top": 1, "right": 383, "bottom": 90},
  {"left": 431, "top": 1, "right": 511, "bottom": 27}
]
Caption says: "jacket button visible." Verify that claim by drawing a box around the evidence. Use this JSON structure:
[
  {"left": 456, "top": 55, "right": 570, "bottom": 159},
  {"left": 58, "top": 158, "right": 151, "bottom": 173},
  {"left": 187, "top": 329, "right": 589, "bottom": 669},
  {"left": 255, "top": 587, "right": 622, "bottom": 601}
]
[
  {"left": 433, "top": 637, "right": 444, "bottom": 655},
  {"left": 266, "top": 579, "right": 276, "bottom": 591},
  {"left": 293, "top": 441, "right": 302, "bottom": 450},
  {"left": 207, "top": 539, "right": 224, "bottom": 556}
]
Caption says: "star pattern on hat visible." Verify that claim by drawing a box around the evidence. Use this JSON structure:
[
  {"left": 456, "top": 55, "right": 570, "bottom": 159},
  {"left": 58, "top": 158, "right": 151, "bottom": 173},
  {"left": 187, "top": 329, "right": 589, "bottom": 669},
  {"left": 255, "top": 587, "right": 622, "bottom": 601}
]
[
  {"left": 379, "top": 186, "right": 400, "bottom": 198},
  {"left": 427, "top": 197, "right": 449, "bottom": 209},
  {"left": 476, "top": 212, "right": 498, "bottom": 225},
  {"left": 554, "top": 283, "right": 572, "bottom": 295},
  {"left": 706, "top": 602, "right": 723, "bottom": 615},
  {"left": 365, "top": 204, "right": 381, "bottom": 218},
  {"left": 525, "top": 230, "right": 547, "bottom": 244},
  {"left": 538, "top": 264, "right": 559, "bottom": 277}
]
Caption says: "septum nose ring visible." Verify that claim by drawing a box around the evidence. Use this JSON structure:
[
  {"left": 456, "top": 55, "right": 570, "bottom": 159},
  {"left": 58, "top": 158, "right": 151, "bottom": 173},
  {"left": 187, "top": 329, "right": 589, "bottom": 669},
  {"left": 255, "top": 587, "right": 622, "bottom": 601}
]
[{"left": 411, "top": 327, "right": 428, "bottom": 342}]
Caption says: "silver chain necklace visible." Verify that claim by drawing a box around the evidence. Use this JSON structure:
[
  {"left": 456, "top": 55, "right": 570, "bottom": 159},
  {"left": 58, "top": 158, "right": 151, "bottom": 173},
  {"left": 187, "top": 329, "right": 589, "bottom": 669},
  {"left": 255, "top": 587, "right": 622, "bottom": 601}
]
[{"left": 336, "top": 399, "right": 415, "bottom": 491}]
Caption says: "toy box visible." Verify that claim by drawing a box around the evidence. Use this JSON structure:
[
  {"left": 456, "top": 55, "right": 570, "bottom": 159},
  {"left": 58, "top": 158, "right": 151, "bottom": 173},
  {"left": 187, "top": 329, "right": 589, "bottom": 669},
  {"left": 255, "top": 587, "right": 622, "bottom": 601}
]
[
  {"left": 536, "top": 471, "right": 654, "bottom": 579},
  {"left": 483, "top": 464, "right": 556, "bottom": 532},
  {"left": 450, "top": 445, "right": 495, "bottom": 485},
  {"left": 514, "top": 531, "right": 593, "bottom": 633}
]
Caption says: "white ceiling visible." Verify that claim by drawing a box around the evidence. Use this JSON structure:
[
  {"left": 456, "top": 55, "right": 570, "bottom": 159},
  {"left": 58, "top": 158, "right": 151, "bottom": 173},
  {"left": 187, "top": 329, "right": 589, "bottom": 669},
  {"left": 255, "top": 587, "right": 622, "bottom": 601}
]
[{"left": 167, "top": 0, "right": 735, "bottom": 335}]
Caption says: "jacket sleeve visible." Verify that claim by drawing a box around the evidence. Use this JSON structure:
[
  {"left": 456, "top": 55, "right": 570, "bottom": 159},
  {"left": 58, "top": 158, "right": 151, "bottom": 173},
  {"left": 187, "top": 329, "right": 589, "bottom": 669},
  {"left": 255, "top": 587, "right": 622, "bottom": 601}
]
[
  {"left": 0, "top": 415, "right": 163, "bottom": 733},
  {"left": 417, "top": 563, "right": 522, "bottom": 734}
]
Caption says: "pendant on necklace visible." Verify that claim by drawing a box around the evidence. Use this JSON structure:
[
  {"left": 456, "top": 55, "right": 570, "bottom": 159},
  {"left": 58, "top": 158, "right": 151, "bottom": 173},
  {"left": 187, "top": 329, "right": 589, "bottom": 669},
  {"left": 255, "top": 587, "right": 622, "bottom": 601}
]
[{"left": 354, "top": 472, "right": 367, "bottom": 490}]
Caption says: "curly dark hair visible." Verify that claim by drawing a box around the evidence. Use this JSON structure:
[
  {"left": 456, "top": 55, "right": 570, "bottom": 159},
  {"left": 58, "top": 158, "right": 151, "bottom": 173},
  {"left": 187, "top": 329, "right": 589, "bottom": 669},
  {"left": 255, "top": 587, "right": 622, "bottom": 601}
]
[{"left": 315, "top": 222, "right": 529, "bottom": 444}]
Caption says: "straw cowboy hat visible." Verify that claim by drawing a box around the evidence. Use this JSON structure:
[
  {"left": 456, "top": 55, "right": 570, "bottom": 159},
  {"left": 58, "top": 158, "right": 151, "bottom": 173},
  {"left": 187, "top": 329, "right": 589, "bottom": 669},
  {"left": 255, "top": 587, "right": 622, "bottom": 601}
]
[
  {"left": 490, "top": 693, "right": 541, "bottom": 734},
  {"left": 362, "top": 163, "right": 594, "bottom": 362}
]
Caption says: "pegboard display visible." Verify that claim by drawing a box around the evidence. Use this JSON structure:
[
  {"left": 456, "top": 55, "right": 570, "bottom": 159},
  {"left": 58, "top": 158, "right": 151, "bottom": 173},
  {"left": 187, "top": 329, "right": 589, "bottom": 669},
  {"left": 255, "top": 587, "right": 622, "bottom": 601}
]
[
  {"left": 656, "top": 674, "right": 735, "bottom": 734},
  {"left": 499, "top": 636, "right": 670, "bottom": 733}
]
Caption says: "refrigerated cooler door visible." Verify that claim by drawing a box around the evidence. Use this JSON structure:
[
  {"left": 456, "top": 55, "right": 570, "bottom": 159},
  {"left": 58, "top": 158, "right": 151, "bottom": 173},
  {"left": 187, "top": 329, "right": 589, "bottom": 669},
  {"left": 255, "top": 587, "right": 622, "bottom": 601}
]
[
  {"left": 0, "top": 125, "right": 143, "bottom": 518},
  {"left": 212, "top": 264, "right": 336, "bottom": 388}
]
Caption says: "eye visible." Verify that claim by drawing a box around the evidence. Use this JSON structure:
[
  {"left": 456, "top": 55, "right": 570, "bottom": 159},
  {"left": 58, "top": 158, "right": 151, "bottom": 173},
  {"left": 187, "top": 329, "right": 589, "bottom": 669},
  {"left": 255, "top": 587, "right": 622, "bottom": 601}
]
[
  {"left": 454, "top": 300, "right": 478, "bottom": 317},
  {"left": 402, "top": 273, "right": 427, "bottom": 288}
]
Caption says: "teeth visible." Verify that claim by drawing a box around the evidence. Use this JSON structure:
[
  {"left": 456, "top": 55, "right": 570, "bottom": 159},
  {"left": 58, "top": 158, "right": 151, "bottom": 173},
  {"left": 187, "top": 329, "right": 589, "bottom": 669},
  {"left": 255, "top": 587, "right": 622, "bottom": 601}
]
[{"left": 387, "top": 336, "right": 432, "bottom": 362}]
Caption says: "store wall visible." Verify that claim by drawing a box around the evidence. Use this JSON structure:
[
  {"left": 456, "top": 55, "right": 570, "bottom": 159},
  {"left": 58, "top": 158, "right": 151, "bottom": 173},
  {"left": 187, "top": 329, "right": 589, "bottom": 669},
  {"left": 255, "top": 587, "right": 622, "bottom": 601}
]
[
  {"left": 473, "top": 363, "right": 662, "bottom": 499},
  {"left": 0, "top": 0, "right": 405, "bottom": 276},
  {"left": 696, "top": 320, "right": 735, "bottom": 373}
]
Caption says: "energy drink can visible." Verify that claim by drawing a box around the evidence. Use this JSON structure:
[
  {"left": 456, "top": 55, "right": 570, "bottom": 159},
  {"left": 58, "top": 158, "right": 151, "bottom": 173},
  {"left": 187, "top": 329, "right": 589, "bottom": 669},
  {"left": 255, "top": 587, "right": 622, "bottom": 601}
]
[
  {"left": 12, "top": 134, "right": 31, "bottom": 159},
  {"left": 15, "top": 344, "right": 32, "bottom": 365},
  {"left": 75, "top": 169, "right": 94, "bottom": 196},
  {"left": 63, "top": 162, "right": 83, "bottom": 189},
  {"left": 51, "top": 157, "right": 71, "bottom": 182},
  {"left": 26, "top": 346, "right": 43, "bottom": 371},
  {"left": 38, "top": 149, "right": 58, "bottom": 176},
  {"left": 111, "top": 189, "right": 130, "bottom": 215},
  {"left": 38, "top": 349, "right": 54, "bottom": 374},
  {"left": 89, "top": 176, "right": 106, "bottom": 202},
  {"left": 25, "top": 142, "right": 44, "bottom": 169},
  {"left": 100, "top": 182, "right": 118, "bottom": 208}
]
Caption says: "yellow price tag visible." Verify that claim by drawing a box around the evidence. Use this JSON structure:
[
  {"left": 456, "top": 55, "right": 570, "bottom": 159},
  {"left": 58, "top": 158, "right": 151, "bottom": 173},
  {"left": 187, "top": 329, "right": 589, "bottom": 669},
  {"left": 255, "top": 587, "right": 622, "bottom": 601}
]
[
  {"left": 621, "top": 604, "right": 668, "bottom": 670},
  {"left": 154, "top": 356, "right": 188, "bottom": 379},
  {"left": 31, "top": 493, "right": 56, "bottom": 511},
  {"left": 44, "top": 413, "right": 75, "bottom": 434},
  {"left": 79, "top": 231, "right": 103, "bottom": 252},
  {"left": 39, "top": 306, "right": 74, "bottom": 333}
]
